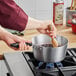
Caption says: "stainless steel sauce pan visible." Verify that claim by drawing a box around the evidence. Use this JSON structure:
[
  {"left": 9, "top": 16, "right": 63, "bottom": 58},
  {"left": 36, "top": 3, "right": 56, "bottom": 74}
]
[{"left": 11, "top": 34, "right": 68, "bottom": 63}]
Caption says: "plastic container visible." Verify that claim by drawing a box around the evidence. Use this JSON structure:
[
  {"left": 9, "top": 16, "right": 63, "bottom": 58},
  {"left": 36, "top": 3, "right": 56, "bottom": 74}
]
[
  {"left": 66, "top": 7, "right": 76, "bottom": 27},
  {"left": 71, "top": 14, "right": 76, "bottom": 33}
]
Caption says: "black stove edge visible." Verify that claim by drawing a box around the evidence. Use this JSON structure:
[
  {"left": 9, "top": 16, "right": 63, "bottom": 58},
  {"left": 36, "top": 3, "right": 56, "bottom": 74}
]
[
  {"left": 22, "top": 52, "right": 36, "bottom": 76},
  {"left": 6, "top": 73, "right": 11, "bottom": 76}
]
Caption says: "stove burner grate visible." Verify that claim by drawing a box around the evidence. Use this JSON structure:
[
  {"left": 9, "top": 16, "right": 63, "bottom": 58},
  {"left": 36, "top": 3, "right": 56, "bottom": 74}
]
[
  {"left": 22, "top": 48, "right": 76, "bottom": 76},
  {"left": 36, "top": 62, "right": 63, "bottom": 69}
]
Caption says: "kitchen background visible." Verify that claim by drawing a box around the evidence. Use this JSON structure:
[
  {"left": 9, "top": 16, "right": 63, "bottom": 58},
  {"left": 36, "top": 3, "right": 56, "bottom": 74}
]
[{"left": 15, "top": 0, "right": 71, "bottom": 21}]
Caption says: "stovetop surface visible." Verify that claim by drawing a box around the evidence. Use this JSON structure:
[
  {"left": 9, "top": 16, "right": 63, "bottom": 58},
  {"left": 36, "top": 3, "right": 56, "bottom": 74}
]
[
  {"left": 22, "top": 48, "right": 76, "bottom": 76},
  {"left": 3, "top": 48, "right": 76, "bottom": 76}
]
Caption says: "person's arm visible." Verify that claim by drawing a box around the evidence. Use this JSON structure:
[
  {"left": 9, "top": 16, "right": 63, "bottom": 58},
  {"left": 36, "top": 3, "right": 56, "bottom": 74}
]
[
  {"left": 0, "top": 0, "right": 28, "bottom": 31},
  {"left": 0, "top": 0, "right": 57, "bottom": 37},
  {"left": 25, "top": 17, "right": 42, "bottom": 30}
]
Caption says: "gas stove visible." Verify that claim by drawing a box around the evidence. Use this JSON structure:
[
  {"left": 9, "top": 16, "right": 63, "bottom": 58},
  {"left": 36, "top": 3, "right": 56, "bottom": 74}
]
[{"left": 3, "top": 48, "right": 76, "bottom": 76}]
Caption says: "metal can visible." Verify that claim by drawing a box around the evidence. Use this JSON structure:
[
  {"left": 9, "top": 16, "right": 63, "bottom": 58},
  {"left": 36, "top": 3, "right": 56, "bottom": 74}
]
[{"left": 53, "top": 0, "right": 64, "bottom": 26}]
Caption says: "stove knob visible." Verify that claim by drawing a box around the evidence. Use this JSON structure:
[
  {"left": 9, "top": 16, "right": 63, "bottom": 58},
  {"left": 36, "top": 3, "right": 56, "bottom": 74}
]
[{"left": 72, "top": 72, "right": 76, "bottom": 76}]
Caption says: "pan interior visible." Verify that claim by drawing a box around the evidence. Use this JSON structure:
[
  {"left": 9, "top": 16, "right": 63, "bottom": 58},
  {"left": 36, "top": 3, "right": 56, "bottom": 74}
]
[{"left": 32, "top": 34, "right": 68, "bottom": 46}]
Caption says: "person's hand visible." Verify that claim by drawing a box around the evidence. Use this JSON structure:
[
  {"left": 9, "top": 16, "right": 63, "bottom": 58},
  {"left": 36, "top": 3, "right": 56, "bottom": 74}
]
[
  {"left": 5, "top": 34, "right": 31, "bottom": 50},
  {"left": 37, "top": 20, "right": 57, "bottom": 38},
  {"left": 3, "top": 33, "right": 31, "bottom": 51},
  {"left": 0, "top": 28, "right": 30, "bottom": 51}
]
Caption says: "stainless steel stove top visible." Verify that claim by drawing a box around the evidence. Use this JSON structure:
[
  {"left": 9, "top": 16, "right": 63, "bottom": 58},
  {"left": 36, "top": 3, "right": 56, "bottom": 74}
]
[{"left": 1, "top": 48, "right": 76, "bottom": 76}]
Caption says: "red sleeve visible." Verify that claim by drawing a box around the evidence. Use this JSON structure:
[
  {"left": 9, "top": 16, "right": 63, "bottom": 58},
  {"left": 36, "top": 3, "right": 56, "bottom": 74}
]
[{"left": 0, "top": 0, "right": 28, "bottom": 31}]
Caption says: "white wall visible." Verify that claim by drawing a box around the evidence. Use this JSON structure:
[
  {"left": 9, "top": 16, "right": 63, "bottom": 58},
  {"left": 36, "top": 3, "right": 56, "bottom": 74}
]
[{"left": 15, "top": 0, "right": 72, "bottom": 20}]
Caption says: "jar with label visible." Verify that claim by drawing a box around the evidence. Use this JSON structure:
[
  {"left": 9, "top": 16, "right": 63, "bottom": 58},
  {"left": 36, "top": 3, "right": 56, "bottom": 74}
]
[
  {"left": 53, "top": 0, "right": 64, "bottom": 26},
  {"left": 71, "top": 14, "right": 76, "bottom": 33}
]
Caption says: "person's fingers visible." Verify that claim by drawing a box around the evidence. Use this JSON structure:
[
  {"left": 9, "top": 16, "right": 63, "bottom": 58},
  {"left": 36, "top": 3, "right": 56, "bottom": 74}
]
[
  {"left": 19, "top": 42, "right": 21, "bottom": 51},
  {"left": 47, "top": 24, "right": 54, "bottom": 31},
  {"left": 48, "top": 21, "right": 57, "bottom": 32},
  {"left": 22, "top": 42, "right": 26, "bottom": 51},
  {"left": 4, "top": 38, "right": 16, "bottom": 46},
  {"left": 47, "top": 31, "right": 56, "bottom": 38},
  {"left": 24, "top": 42, "right": 29, "bottom": 50},
  {"left": 25, "top": 40, "right": 32, "bottom": 43},
  {"left": 46, "top": 30, "right": 54, "bottom": 34},
  {"left": 27, "top": 46, "right": 29, "bottom": 50},
  {"left": 22, "top": 42, "right": 26, "bottom": 50},
  {"left": 19, "top": 42, "right": 24, "bottom": 51},
  {"left": 38, "top": 29, "right": 56, "bottom": 38},
  {"left": 10, "top": 47, "right": 19, "bottom": 50},
  {"left": 37, "top": 29, "right": 47, "bottom": 34},
  {"left": 24, "top": 45, "right": 29, "bottom": 50},
  {"left": 50, "top": 31, "right": 56, "bottom": 36},
  {"left": 24, "top": 40, "right": 31, "bottom": 50},
  {"left": 24, "top": 45, "right": 27, "bottom": 50},
  {"left": 13, "top": 36, "right": 26, "bottom": 51},
  {"left": 46, "top": 30, "right": 55, "bottom": 34},
  {"left": 19, "top": 41, "right": 30, "bottom": 51},
  {"left": 13, "top": 35, "right": 25, "bottom": 43}
]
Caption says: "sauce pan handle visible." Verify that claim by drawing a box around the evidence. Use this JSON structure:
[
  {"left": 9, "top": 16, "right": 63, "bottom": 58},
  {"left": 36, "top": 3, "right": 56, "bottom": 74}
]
[{"left": 10, "top": 42, "right": 32, "bottom": 48}]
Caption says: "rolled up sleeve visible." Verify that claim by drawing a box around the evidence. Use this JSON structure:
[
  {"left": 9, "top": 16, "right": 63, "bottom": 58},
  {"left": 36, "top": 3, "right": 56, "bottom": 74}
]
[{"left": 0, "top": 0, "right": 28, "bottom": 31}]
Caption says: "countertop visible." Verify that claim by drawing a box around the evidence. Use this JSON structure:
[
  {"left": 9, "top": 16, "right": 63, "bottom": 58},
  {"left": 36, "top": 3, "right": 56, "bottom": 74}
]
[{"left": 0, "top": 25, "right": 76, "bottom": 59}]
